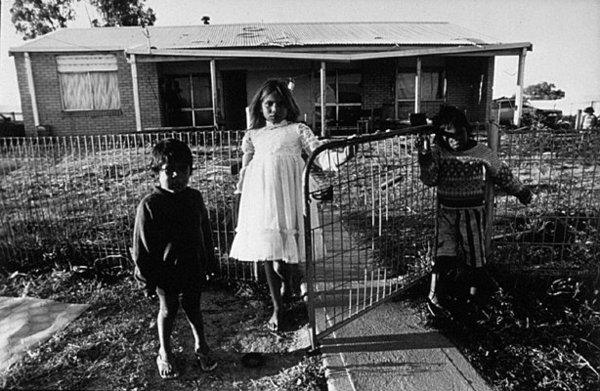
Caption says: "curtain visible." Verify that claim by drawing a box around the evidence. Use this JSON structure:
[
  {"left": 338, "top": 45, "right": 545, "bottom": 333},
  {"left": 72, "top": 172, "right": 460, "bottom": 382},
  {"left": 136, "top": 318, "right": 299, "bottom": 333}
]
[
  {"left": 59, "top": 72, "right": 120, "bottom": 110},
  {"left": 91, "top": 72, "right": 120, "bottom": 110},
  {"left": 60, "top": 73, "right": 92, "bottom": 110},
  {"left": 397, "top": 71, "right": 442, "bottom": 100}
]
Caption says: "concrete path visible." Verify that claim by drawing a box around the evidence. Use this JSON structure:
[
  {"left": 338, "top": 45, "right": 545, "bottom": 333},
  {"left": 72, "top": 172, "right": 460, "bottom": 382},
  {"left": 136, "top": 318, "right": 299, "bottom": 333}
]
[{"left": 317, "top": 300, "right": 492, "bottom": 391}]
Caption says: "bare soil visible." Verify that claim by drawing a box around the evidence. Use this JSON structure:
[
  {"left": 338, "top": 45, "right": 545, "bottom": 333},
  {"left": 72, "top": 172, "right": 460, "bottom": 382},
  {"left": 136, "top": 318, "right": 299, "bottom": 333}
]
[{"left": 0, "top": 270, "right": 326, "bottom": 391}]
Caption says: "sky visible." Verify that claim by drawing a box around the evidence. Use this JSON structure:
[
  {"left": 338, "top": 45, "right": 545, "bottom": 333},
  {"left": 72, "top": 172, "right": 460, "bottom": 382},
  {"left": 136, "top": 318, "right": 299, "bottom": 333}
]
[{"left": 1, "top": 0, "right": 599, "bottom": 114}]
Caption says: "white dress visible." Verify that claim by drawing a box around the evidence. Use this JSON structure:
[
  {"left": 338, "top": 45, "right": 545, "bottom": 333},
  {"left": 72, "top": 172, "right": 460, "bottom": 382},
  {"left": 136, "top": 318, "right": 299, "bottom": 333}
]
[{"left": 229, "top": 121, "right": 328, "bottom": 264}]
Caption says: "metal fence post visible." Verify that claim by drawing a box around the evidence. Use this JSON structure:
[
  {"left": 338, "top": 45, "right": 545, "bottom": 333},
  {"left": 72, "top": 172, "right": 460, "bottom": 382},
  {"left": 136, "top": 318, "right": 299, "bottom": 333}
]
[{"left": 485, "top": 123, "right": 499, "bottom": 259}]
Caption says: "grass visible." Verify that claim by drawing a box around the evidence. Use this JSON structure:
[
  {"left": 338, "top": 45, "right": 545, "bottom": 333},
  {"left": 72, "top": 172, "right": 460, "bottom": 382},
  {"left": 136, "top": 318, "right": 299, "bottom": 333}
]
[
  {"left": 2, "top": 262, "right": 598, "bottom": 391},
  {"left": 0, "top": 266, "right": 326, "bottom": 391},
  {"left": 420, "top": 266, "right": 600, "bottom": 391}
]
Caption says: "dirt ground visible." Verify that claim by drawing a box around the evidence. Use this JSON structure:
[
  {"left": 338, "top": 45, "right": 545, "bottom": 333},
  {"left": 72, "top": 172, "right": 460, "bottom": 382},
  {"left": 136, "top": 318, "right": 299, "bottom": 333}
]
[{"left": 0, "top": 272, "right": 324, "bottom": 391}]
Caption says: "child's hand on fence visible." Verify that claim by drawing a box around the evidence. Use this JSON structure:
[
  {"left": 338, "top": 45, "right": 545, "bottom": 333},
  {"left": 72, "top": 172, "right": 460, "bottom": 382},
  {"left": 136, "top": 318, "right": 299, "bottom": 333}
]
[
  {"left": 415, "top": 135, "right": 431, "bottom": 154},
  {"left": 516, "top": 188, "right": 533, "bottom": 205}
]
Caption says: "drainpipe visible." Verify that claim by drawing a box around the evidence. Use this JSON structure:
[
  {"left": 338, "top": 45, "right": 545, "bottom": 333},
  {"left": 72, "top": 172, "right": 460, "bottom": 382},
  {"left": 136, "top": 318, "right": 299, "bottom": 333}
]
[
  {"left": 129, "top": 54, "right": 142, "bottom": 132},
  {"left": 210, "top": 59, "right": 218, "bottom": 128},
  {"left": 320, "top": 61, "right": 328, "bottom": 137},
  {"left": 24, "top": 52, "right": 40, "bottom": 129},
  {"left": 513, "top": 48, "right": 527, "bottom": 126},
  {"left": 414, "top": 57, "right": 422, "bottom": 114}
]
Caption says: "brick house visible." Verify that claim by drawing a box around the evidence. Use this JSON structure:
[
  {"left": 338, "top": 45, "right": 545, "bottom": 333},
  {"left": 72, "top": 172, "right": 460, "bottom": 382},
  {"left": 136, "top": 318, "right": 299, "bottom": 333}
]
[{"left": 9, "top": 22, "right": 532, "bottom": 137}]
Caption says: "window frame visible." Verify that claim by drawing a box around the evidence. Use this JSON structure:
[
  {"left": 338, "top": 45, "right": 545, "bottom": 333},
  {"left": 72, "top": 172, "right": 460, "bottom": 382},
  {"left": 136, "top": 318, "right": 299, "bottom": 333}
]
[
  {"left": 396, "top": 68, "right": 445, "bottom": 119},
  {"left": 314, "top": 71, "right": 363, "bottom": 128},
  {"left": 57, "top": 55, "right": 121, "bottom": 112},
  {"left": 396, "top": 68, "right": 445, "bottom": 103},
  {"left": 164, "top": 73, "right": 214, "bottom": 128}
]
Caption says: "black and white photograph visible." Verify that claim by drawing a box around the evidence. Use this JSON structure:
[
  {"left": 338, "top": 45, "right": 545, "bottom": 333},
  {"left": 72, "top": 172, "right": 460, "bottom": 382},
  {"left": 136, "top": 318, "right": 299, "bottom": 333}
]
[{"left": 0, "top": 0, "right": 598, "bottom": 390}]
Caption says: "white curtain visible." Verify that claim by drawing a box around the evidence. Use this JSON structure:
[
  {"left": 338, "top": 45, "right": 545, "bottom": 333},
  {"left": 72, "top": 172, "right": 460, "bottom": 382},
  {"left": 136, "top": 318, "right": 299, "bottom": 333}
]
[{"left": 60, "top": 72, "right": 120, "bottom": 110}]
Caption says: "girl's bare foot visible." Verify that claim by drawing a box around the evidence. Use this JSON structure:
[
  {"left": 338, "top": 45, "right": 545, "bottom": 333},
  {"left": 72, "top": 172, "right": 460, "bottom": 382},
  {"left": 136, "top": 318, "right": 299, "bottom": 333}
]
[
  {"left": 267, "top": 311, "right": 281, "bottom": 332},
  {"left": 156, "top": 354, "right": 178, "bottom": 379}
]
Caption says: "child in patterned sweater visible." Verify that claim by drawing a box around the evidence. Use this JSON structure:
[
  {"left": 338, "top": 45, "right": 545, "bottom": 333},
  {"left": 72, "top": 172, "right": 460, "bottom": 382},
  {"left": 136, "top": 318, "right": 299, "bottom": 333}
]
[{"left": 417, "top": 106, "right": 532, "bottom": 316}]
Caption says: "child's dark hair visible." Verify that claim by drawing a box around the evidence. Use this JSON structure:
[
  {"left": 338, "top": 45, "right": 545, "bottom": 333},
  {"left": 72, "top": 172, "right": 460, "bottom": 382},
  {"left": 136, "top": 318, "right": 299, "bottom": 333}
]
[
  {"left": 150, "top": 138, "right": 193, "bottom": 174},
  {"left": 248, "top": 79, "right": 300, "bottom": 129},
  {"left": 432, "top": 105, "right": 473, "bottom": 137}
]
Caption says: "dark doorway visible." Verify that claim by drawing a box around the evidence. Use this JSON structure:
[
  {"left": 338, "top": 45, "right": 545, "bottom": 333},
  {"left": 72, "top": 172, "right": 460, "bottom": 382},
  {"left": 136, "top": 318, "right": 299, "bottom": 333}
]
[{"left": 222, "top": 71, "right": 248, "bottom": 130}]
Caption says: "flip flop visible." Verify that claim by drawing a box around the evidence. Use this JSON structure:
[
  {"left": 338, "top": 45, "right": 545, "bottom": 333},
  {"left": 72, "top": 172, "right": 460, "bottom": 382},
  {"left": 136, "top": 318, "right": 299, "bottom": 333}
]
[
  {"left": 266, "top": 319, "right": 279, "bottom": 332},
  {"left": 156, "top": 355, "right": 178, "bottom": 379},
  {"left": 195, "top": 351, "right": 218, "bottom": 372},
  {"left": 426, "top": 297, "right": 451, "bottom": 318}
]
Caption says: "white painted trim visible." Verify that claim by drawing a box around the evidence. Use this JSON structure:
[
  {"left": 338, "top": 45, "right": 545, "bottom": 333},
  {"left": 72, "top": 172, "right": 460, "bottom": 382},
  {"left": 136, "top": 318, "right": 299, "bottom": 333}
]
[
  {"left": 24, "top": 53, "right": 40, "bottom": 127},
  {"left": 129, "top": 54, "right": 142, "bottom": 132},
  {"left": 210, "top": 59, "right": 218, "bottom": 128},
  {"left": 415, "top": 57, "right": 422, "bottom": 113},
  {"left": 513, "top": 48, "right": 527, "bottom": 126},
  {"left": 320, "top": 62, "right": 327, "bottom": 137}
]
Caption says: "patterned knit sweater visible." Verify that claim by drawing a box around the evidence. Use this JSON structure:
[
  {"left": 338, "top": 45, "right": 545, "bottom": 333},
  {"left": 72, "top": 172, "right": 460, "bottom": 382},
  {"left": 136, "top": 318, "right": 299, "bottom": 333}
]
[{"left": 418, "top": 142, "right": 526, "bottom": 208}]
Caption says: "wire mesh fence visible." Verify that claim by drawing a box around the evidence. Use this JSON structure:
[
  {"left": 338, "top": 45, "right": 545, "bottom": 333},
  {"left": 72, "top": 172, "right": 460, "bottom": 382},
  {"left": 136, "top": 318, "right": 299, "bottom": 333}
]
[
  {"left": 0, "top": 131, "right": 250, "bottom": 279},
  {"left": 491, "top": 128, "right": 600, "bottom": 272},
  {"left": 0, "top": 126, "right": 598, "bottom": 286}
]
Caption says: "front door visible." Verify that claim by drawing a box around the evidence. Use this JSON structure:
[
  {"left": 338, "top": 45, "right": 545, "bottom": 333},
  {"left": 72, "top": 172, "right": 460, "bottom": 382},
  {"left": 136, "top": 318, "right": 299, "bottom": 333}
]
[{"left": 222, "top": 71, "right": 248, "bottom": 130}]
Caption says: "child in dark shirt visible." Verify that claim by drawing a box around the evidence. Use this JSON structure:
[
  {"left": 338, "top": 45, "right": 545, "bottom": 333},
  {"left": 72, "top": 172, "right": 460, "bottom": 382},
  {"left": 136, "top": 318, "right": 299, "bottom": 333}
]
[
  {"left": 417, "top": 106, "right": 532, "bottom": 316},
  {"left": 132, "top": 138, "right": 218, "bottom": 378}
]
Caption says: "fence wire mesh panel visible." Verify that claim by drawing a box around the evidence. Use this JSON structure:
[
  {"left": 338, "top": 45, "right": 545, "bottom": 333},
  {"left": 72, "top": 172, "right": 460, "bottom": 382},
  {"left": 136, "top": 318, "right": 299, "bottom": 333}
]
[
  {"left": 490, "top": 128, "right": 600, "bottom": 272},
  {"left": 304, "top": 129, "right": 434, "bottom": 342},
  {"left": 0, "top": 131, "right": 255, "bottom": 280}
]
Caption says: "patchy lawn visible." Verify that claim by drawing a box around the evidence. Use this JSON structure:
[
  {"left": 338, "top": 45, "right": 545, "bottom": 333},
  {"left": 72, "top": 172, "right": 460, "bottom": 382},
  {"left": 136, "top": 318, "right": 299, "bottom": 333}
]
[
  {"left": 0, "top": 268, "right": 326, "bottom": 391},
  {"left": 422, "top": 267, "right": 600, "bottom": 391}
]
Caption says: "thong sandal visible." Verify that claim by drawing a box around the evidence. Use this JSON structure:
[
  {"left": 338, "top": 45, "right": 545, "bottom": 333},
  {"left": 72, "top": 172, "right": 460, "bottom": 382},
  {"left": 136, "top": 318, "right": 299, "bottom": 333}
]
[
  {"left": 266, "top": 319, "right": 279, "bottom": 332},
  {"left": 156, "top": 355, "right": 178, "bottom": 379},
  {"left": 195, "top": 351, "right": 218, "bottom": 372},
  {"left": 426, "top": 297, "right": 450, "bottom": 318}
]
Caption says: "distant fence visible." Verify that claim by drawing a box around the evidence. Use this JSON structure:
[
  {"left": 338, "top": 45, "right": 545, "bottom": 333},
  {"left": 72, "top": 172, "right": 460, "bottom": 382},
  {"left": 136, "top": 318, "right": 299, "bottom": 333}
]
[
  {"left": 0, "top": 127, "right": 598, "bottom": 279},
  {"left": 491, "top": 128, "right": 600, "bottom": 271}
]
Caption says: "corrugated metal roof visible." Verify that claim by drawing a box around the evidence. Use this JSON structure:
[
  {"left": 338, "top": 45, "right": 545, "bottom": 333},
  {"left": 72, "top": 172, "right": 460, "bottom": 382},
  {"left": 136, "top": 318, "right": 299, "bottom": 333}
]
[{"left": 10, "top": 21, "right": 505, "bottom": 53}]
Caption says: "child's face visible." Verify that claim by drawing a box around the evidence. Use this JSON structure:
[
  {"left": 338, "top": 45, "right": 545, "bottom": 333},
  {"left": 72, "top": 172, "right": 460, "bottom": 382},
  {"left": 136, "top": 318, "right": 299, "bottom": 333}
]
[
  {"left": 261, "top": 92, "right": 288, "bottom": 124},
  {"left": 158, "top": 162, "right": 191, "bottom": 193},
  {"left": 440, "top": 123, "right": 468, "bottom": 151}
]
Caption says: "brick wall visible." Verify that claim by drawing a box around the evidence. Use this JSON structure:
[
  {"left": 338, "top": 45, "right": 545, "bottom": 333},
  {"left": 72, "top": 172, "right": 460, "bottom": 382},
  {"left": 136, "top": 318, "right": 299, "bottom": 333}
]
[
  {"left": 446, "top": 57, "right": 492, "bottom": 123},
  {"left": 14, "top": 51, "right": 161, "bottom": 136},
  {"left": 137, "top": 62, "right": 162, "bottom": 129},
  {"left": 362, "top": 60, "right": 396, "bottom": 111}
]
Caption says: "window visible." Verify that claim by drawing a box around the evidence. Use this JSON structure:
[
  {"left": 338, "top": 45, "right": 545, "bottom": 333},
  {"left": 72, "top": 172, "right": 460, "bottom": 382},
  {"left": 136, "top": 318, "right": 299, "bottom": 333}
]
[
  {"left": 396, "top": 69, "right": 444, "bottom": 119},
  {"left": 57, "top": 55, "right": 121, "bottom": 111},
  {"left": 163, "top": 74, "right": 214, "bottom": 127},
  {"left": 315, "top": 72, "right": 362, "bottom": 128}
]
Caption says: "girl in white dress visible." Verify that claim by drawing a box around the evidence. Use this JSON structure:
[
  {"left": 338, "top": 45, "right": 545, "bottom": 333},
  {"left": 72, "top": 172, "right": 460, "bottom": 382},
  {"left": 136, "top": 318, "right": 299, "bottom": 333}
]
[{"left": 230, "top": 79, "right": 348, "bottom": 331}]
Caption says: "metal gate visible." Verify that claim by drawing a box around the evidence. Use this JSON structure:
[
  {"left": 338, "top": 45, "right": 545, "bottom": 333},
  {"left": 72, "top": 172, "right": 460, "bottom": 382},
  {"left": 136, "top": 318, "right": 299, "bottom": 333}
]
[{"left": 303, "top": 127, "right": 434, "bottom": 347}]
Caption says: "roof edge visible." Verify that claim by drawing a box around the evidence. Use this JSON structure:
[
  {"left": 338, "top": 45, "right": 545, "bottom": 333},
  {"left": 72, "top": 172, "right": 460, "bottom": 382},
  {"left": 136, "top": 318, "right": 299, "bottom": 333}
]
[{"left": 127, "top": 42, "right": 533, "bottom": 62}]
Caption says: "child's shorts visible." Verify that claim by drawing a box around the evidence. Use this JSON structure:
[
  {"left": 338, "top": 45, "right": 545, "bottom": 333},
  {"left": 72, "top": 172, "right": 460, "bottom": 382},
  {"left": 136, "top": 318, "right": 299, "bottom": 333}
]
[{"left": 434, "top": 204, "right": 486, "bottom": 268}]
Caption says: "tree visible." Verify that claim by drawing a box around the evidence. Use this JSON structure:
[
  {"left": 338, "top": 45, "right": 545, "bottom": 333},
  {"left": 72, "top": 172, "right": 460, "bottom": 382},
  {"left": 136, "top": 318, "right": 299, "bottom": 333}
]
[
  {"left": 89, "top": 0, "right": 156, "bottom": 27},
  {"left": 523, "top": 82, "right": 565, "bottom": 100},
  {"left": 10, "top": 0, "right": 156, "bottom": 40},
  {"left": 10, "top": 0, "right": 76, "bottom": 40}
]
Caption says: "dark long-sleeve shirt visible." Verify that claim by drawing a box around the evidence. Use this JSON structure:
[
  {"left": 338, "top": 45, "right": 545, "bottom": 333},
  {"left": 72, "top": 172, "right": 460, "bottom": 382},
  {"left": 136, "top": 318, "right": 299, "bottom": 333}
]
[{"left": 132, "top": 186, "right": 216, "bottom": 292}]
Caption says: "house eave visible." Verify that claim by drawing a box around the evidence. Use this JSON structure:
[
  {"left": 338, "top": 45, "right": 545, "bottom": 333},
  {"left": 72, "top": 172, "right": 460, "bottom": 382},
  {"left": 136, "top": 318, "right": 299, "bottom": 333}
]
[{"left": 125, "top": 42, "right": 533, "bottom": 62}]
